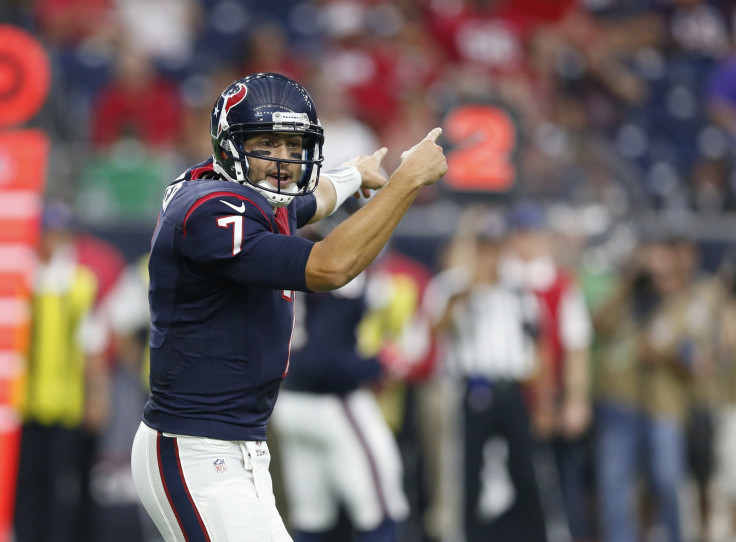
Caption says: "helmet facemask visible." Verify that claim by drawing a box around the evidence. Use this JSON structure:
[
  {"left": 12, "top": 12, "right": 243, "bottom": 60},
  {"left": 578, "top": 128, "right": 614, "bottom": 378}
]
[
  {"left": 211, "top": 86, "right": 325, "bottom": 207},
  {"left": 217, "top": 123, "right": 323, "bottom": 207}
]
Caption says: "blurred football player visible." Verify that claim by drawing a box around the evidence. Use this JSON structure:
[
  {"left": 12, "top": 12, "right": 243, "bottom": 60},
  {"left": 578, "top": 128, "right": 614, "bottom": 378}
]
[
  {"left": 271, "top": 212, "right": 409, "bottom": 542},
  {"left": 130, "top": 72, "right": 447, "bottom": 542}
]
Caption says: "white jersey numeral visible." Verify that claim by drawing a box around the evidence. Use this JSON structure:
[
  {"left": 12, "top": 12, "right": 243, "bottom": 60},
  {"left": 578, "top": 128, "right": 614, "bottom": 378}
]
[
  {"left": 162, "top": 183, "right": 182, "bottom": 212},
  {"left": 217, "top": 215, "right": 244, "bottom": 256}
]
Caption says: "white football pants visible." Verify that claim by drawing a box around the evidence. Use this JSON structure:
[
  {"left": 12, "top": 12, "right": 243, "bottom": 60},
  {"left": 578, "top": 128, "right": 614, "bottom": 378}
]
[
  {"left": 131, "top": 422, "right": 292, "bottom": 542},
  {"left": 271, "top": 388, "right": 409, "bottom": 532}
]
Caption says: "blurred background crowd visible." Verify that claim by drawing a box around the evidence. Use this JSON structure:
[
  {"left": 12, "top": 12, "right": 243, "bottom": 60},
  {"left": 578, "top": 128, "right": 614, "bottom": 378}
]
[{"left": 7, "top": 0, "right": 736, "bottom": 540}]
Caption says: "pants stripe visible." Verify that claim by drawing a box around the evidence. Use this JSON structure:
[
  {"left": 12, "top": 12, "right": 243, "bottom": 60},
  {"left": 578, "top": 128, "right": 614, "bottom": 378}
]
[
  {"left": 157, "top": 432, "right": 212, "bottom": 542},
  {"left": 339, "top": 397, "right": 389, "bottom": 517}
]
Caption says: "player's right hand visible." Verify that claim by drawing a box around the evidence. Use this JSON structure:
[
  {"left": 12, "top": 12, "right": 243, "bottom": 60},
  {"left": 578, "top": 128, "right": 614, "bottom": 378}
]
[
  {"left": 342, "top": 147, "right": 389, "bottom": 198},
  {"left": 397, "top": 127, "right": 448, "bottom": 186}
]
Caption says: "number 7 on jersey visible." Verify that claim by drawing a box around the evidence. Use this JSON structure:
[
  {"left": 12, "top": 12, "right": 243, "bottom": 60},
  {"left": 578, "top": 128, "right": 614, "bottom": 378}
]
[{"left": 217, "top": 215, "right": 244, "bottom": 256}]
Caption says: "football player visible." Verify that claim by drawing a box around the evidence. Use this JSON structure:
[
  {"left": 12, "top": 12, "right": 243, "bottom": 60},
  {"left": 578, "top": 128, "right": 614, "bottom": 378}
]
[
  {"left": 130, "top": 72, "right": 447, "bottom": 542},
  {"left": 271, "top": 212, "right": 410, "bottom": 542}
]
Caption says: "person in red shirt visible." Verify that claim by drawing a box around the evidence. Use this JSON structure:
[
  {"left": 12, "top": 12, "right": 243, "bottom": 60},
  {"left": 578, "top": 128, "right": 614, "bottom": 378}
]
[
  {"left": 499, "top": 201, "right": 594, "bottom": 541},
  {"left": 89, "top": 45, "right": 184, "bottom": 151}
]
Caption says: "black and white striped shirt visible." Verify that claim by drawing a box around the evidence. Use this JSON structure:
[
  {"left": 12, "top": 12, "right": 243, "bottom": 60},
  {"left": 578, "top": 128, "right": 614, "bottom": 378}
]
[{"left": 446, "top": 283, "right": 539, "bottom": 381}]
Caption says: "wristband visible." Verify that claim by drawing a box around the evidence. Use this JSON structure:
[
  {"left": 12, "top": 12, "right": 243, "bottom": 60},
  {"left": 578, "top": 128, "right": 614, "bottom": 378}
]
[{"left": 323, "top": 166, "right": 362, "bottom": 215}]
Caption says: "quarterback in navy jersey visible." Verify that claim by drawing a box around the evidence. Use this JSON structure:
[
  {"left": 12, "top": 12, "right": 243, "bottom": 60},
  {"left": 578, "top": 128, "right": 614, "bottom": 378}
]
[
  {"left": 144, "top": 156, "right": 317, "bottom": 443},
  {"left": 130, "top": 72, "right": 447, "bottom": 542}
]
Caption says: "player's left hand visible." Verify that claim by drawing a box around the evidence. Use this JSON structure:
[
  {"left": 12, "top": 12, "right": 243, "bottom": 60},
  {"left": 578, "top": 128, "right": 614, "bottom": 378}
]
[{"left": 342, "top": 147, "right": 389, "bottom": 198}]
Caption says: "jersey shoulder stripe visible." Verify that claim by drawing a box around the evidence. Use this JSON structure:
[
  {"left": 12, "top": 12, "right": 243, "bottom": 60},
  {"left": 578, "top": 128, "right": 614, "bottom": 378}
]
[{"left": 174, "top": 157, "right": 218, "bottom": 182}]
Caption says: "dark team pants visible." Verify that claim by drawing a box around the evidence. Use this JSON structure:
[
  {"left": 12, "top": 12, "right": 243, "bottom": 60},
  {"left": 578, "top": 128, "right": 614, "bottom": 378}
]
[
  {"left": 463, "top": 379, "right": 547, "bottom": 542},
  {"left": 14, "top": 422, "right": 96, "bottom": 542}
]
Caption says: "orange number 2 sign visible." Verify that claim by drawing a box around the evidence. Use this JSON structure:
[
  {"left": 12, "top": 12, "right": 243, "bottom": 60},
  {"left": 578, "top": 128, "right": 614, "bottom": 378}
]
[{"left": 443, "top": 104, "right": 517, "bottom": 192}]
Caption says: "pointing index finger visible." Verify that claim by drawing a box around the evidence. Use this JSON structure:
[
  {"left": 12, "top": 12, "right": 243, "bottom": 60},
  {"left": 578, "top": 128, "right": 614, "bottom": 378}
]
[
  {"left": 373, "top": 147, "right": 388, "bottom": 160},
  {"left": 426, "top": 127, "right": 442, "bottom": 143}
]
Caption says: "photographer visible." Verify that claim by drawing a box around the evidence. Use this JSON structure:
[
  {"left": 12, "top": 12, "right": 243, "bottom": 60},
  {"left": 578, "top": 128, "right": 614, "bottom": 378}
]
[{"left": 593, "top": 235, "right": 700, "bottom": 542}]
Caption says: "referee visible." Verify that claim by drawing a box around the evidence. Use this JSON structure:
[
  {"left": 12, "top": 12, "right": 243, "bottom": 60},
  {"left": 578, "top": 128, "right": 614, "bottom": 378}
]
[{"left": 433, "top": 206, "right": 547, "bottom": 542}]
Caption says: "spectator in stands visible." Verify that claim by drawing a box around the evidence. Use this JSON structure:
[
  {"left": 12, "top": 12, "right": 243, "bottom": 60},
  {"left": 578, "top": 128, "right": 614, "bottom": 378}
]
[
  {"left": 89, "top": 45, "right": 184, "bottom": 150},
  {"left": 308, "top": 74, "right": 381, "bottom": 171},
  {"left": 239, "top": 19, "right": 310, "bottom": 84},
  {"left": 33, "top": 0, "right": 116, "bottom": 48},
  {"left": 707, "top": 48, "right": 736, "bottom": 140},
  {"left": 113, "top": 0, "right": 202, "bottom": 72},
  {"left": 317, "top": 1, "right": 406, "bottom": 131},
  {"left": 668, "top": 0, "right": 730, "bottom": 58}
]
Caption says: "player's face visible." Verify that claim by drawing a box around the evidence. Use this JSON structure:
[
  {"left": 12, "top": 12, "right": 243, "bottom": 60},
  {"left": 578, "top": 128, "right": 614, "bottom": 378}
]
[{"left": 243, "top": 132, "right": 304, "bottom": 189}]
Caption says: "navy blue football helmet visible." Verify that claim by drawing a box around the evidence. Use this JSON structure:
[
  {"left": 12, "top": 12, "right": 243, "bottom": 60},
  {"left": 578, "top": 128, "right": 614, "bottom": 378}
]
[{"left": 210, "top": 73, "right": 325, "bottom": 207}]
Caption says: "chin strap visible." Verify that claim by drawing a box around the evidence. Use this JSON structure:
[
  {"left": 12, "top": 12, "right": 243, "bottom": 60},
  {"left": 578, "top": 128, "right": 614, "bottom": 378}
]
[
  {"left": 255, "top": 181, "right": 298, "bottom": 208},
  {"left": 323, "top": 166, "right": 362, "bottom": 216}
]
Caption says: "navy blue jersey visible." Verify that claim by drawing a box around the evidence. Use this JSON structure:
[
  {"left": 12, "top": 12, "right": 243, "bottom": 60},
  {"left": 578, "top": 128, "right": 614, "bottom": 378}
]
[
  {"left": 283, "top": 275, "right": 383, "bottom": 396},
  {"left": 143, "top": 158, "right": 317, "bottom": 441}
]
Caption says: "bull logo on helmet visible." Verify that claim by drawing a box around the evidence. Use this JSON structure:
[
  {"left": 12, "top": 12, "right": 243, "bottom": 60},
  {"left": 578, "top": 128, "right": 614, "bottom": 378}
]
[{"left": 216, "top": 82, "right": 248, "bottom": 136}]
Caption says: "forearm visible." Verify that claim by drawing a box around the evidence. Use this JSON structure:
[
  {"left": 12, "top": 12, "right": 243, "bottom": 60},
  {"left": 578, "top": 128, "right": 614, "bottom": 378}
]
[
  {"left": 306, "top": 171, "right": 422, "bottom": 291},
  {"left": 563, "top": 349, "right": 590, "bottom": 400}
]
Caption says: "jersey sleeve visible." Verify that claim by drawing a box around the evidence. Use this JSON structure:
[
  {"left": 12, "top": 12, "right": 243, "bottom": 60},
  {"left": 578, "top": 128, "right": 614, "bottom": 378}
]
[
  {"left": 559, "top": 284, "right": 593, "bottom": 350},
  {"left": 293, "top": 192, "right": 317, "bottom": 228},
  {"left": 181, "top": 193, "right": 314, "bottom": 291}
]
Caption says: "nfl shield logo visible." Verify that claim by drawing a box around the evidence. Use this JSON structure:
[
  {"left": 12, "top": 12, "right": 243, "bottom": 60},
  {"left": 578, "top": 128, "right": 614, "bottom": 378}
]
[{"left": 213, "top": 458, "right": 227, "bottom": 474}]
